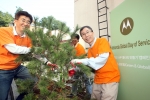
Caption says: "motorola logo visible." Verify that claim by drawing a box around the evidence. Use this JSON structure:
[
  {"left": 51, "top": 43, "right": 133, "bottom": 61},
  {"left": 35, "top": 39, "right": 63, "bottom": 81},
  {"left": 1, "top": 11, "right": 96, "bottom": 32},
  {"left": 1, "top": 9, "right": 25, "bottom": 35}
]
[{"left": 120, "top": 17, "right": 134, "bottom": 35}]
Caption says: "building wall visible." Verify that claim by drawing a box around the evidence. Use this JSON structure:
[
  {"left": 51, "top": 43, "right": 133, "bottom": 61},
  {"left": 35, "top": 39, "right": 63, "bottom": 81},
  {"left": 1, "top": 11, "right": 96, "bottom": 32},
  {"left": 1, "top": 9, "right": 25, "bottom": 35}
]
[{"left": 74, "top": 0, "right": 125, "bottom": 48}]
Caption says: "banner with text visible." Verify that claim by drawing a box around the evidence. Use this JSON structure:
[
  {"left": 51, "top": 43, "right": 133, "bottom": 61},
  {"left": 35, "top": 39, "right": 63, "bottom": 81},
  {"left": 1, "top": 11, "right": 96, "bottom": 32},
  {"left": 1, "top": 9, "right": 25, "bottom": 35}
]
[{"left": 110, "top": 0, "right": 150, "bottom": 100}]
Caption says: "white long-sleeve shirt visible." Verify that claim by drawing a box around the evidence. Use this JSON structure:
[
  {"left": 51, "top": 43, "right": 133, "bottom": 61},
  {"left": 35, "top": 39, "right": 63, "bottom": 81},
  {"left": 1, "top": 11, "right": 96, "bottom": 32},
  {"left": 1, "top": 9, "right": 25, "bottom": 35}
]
[
  {"left": 79, "top": 52, "right": 109, "bottom": 70},
  {"left": 4, "top": 44, "right": 48, "bottom": 64},
  {"left": 4, "top": 44, "right": 31, "bottom": 54}
]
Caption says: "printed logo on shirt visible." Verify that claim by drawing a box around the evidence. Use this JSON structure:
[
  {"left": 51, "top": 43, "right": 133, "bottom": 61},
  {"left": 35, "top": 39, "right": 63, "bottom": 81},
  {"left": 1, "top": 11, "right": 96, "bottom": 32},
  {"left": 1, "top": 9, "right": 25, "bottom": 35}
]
[{"left": 120, "top": 17, "right": 134, "bottom": 35}]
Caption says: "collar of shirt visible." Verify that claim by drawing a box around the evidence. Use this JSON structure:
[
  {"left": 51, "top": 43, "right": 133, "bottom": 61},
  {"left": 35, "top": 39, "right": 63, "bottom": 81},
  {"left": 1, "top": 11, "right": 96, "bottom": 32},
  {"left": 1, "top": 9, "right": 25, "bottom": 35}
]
[
  {"left": 90, "top": 37, "right": 97, "bottom": 48},
  {"left": 13, "top": 26, "right": 26, "bottom": 37}
]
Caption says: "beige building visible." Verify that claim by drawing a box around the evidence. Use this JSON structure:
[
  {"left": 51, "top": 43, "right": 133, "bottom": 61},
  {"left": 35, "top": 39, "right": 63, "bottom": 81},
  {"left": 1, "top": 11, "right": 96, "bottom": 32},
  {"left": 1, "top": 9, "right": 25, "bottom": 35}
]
[{"left": 74, "top": 0, "right": 124, "bottom": 48}]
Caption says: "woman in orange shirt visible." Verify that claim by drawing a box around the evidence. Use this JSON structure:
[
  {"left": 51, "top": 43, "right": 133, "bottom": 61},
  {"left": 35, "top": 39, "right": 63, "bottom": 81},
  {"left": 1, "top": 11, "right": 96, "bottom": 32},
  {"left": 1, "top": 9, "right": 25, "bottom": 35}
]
[
  {"left": 71, "top": 26, "right": 120, "bottom": 100},
  {"left": 67, "top": 34, "right": 92, "bottom": 99}
]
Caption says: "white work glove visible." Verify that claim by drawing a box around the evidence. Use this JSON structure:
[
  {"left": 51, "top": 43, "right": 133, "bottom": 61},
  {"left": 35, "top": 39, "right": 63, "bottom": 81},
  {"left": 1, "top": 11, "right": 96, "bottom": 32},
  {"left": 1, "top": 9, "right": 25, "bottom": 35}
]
[
  {"left": 71, "top": 59, "right": 82, "bottom": 64},
  {"left": 70, "top": 58, "right": 88, "bottom": 65}
]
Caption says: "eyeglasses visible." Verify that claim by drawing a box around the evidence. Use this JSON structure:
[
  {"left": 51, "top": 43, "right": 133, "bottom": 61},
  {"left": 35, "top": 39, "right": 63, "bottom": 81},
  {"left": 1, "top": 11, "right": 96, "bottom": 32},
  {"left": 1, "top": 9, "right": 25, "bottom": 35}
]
[
  {"left": 19, "top": 18, "right": 31, "bottom": 25},
  {"left": 81, "top": 31, "right": 91, "bottom": 37}
]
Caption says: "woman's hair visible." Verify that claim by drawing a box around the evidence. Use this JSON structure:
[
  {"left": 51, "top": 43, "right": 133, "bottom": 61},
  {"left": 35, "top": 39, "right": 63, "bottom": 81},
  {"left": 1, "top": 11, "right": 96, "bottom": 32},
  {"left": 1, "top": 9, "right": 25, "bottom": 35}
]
[{"left": 71, "top": 34, "right": 80, "bottom": 40}]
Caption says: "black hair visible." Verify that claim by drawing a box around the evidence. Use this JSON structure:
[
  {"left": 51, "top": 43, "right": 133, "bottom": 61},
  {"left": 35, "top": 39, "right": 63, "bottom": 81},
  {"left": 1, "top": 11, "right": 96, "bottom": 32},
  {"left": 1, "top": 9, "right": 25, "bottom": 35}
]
[
  {"left": 71, "top": 34, "right": 80, "bottom": 40},
  {"left": 79, "top": 26, "right": 93, "bottom": 36},
  {"left": 15, "top": 11, "right": 33, "bottom": 24},
  {"left": 75, "top": 34, "right": 80, "bottom": 40}
]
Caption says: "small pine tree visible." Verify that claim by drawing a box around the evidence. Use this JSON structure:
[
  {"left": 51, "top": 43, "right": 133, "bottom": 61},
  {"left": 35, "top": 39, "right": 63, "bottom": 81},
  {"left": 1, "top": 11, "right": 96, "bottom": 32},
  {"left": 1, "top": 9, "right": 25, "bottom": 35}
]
[{"left": 15, "top": 22, "right": 92, "bottom": 100}]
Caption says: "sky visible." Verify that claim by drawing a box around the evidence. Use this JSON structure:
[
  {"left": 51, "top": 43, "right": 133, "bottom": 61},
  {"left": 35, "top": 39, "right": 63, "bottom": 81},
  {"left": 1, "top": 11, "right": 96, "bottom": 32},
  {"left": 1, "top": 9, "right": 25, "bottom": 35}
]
[{"left": 0, "top": 0, "right": 74, "bottom": 31}]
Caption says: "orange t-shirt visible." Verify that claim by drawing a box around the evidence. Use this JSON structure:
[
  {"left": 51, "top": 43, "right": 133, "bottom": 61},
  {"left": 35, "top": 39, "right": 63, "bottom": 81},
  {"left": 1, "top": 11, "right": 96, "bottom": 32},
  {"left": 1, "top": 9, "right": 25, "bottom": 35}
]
[
  {"left": 75, "top": 43, "right": 86, "bottom": 56},
  {"left": 87, "top": 38, "right": 120, "bottom": 84},
  {"left": 0, "top": 27, "right": 32, "bottom": 70}
]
